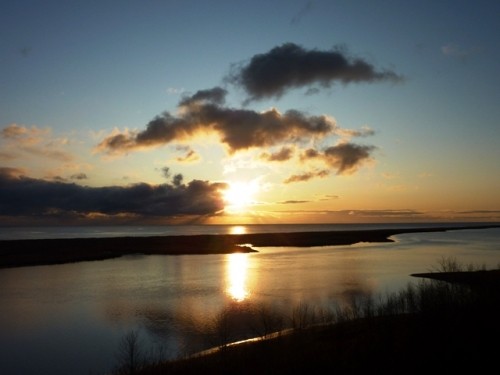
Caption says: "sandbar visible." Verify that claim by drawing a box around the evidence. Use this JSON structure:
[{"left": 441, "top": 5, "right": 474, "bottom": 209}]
[{"left": 0, "top": 224, "right": 498, "bottom": 268}]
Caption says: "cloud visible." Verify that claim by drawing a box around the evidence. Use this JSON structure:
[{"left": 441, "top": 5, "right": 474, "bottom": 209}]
[
  {"left": 259, "top": 146, "right": 294, "bottom": 162},
  {"left": 319, "top": 194, "right": 339, "bottom": 201},
  {"left": 95, "top": 45, "right": 384, "bottom": 180},
  {"left": 0, "top": 167, "right": 27, "bottom": 178},
  {"left": 441, "top": 43, "right": 480, "bottom": 59},
  {"left": 96, "top": 87, "right": 334, "bottom": 155},
  {"left": 0, "top": 169, "right": 227, "bottom": 220},
  {"left": 1, "top": 124, "right": 73, "bottom": 162},
  {"left": 227, "top": 43, "right": 403, "bottom": 101},
  {"left": 277, "top": 200, "right": 309, "bottom": 204},
  {"left": 345, "top": 209, "right": 424, "bottom": 218},
  {"left": 301, "top": 143, "right": 376, "bottom": 175},
  {"left": 178, "top": 87, "right": 227, "bottom": 107},
  {"left": 161, "top": 166, "right": 172, "bottom": 179},
  {"left": 166, "top": 87, "right": 185, "bottom": 95},
  {"left": 457, "top": 210, "right": 500, "bottom": 215},
  {"left": 284, "top": 169, "right": 330, "bottom": 184},
  {"left": 291, "top": 0, "right": 314, "bottom": 25},
  {"left": 70, "top": 173, "right": 88, "bottom": 180},
  {"left": 334, "top": 125, "right": 375, "bottom": 139},
  {"left": 273, "top": 208, "right": 424, "bottom": 219},
  {"left": 1, "top": 123, "right": 49, "bottom": 144},
  {"left": 175, "top": 146, "right": 200, "bottom": 163},
  {"left": 0, "top": 151, "right": 16, "bottom": 161}
]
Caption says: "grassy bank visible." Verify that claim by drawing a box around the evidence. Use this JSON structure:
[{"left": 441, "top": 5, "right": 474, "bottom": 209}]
[{"left": 111, "top": 257, "right": 500, "bottom": 374}]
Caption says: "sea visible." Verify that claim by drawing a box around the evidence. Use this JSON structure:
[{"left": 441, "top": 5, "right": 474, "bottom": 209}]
[
  {"left": 0, "top": 222, "right": 494, "bottom": 240},
  {"left": 0, "top": 223, "right": 499, "bottom": 375}
]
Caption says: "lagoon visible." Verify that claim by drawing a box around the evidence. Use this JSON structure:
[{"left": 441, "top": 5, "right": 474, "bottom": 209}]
[{"left": 0, "top": 225, "right": 499, "bottom": 375}]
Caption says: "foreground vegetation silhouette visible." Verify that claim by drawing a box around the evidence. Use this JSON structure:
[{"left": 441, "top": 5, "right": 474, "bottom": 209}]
[{"left": 112, "top": 258, "right": 500, "bottom": 375}]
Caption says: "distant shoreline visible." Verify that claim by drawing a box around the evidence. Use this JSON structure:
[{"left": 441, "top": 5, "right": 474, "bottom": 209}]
[{"left": 0, "top": 224, "right": 499, "bottom": 269}]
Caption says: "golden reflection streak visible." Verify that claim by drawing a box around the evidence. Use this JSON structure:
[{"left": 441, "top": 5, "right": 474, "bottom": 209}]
[
  {"left": 226, "top": 253, "right": 250, "bottom": 302},
  {"left": 229, "top": 225, "right": 247, "bottom": 235}
]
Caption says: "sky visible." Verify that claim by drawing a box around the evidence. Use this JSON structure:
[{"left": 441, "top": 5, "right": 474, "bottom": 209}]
[{"left": 1, "top": 0, "right": 499, "bottom": 225}]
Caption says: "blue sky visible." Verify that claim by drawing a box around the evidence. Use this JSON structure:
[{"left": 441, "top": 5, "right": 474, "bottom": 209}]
[{"left": 1, "top": 0, "right": 499, "bottom": 224}]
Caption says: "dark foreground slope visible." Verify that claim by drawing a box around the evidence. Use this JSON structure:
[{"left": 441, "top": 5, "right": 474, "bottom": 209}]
[
  {"left": 131, "top": 268, "right": 500, "bottom": 375},
  {"left": 1, "top": 224, "right": 498, "bottom": 268}
]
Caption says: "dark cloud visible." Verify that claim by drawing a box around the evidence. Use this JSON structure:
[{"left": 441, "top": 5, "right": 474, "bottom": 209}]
[
  {"left": 0, "top": 168, "right": 226, "bottom": 220},
  {"left": 284, "top": 169, "right": 330, "bottom": 184},
  {"left": 178, "top": 87, "right": 227, "bottom": 107},
  {"left": 226, "top": 43, "right": 403, "bottom": 101},
  {"left": 259, "top": 146, "right": 294, "bottom": 162},
  {"left": 277, "top": 200, "right": 309, "bottom": 204},
  {"left": 291, "top": 0, "right": 314, "bottom": 25},
  {"left": 304, "top": 87, "right": 321, "bottom": 96},
  {"left": 0, "top": 167, "right": 25, "bottom": 178},
  {"left": 161, "top": 167, "right": 171, "bottom": 179},
  {"left": 324, "top": 143, "right": 375, "bottom": 174},
  {"left": 172, "top": 174, "right": 183, "bottom": 187},
  {"left": 97, "top": 87, "right": 334, "bottom": 155},
  {"left": 175, "top": 148, "right": 200, "bottom": 163},
  {"left": 301, "top": 143, "right": 376, "bottom": 175},
  {"left": 70, "top": 173, "right": 88, "bottom": 180}
]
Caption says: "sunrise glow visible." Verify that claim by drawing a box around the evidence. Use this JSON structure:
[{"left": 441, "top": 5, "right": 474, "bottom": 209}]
[
  {"left": 223, "top": 180, "right": 260, "bottom": 213},
  {"left": 0, "top": 2, "right": 498, "bottom": 226}
]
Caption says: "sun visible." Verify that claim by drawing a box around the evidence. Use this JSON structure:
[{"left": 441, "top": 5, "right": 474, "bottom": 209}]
[{"left": 223, "top": 180, "right": 259, "bottom": 212}]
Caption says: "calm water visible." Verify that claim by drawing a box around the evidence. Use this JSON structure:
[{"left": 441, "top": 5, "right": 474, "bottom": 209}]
[
  {"left": 0, "top": 222, "right": 486, "bottom": 240},
  {"left": 0, "top": 224, "right": 499, "bottom": 375}
]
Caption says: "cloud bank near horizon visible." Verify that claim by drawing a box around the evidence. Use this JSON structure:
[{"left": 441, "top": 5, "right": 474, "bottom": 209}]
[{"left": 0, "top": 167, "right": 226, "bottom": 221}]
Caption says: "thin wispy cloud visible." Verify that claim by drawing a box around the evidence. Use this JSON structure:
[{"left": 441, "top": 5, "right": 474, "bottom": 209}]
[
  {"left": 290, "top": 0, "right": 314, "bottom": 25},
  {"left": 1, "top": 124, "right": 74, "bottom": 162},
  {"left": 174, "top": 146, "right": 200, "bottom": 163},
  {"left": 284, "top": 169, "right": 330, "bottom": 184},
  {"left": 277, "top": 200, "right": 309, "bottom": 204},
  {"left": 441, "top": 43, "right": 480, "bottom": 59}
]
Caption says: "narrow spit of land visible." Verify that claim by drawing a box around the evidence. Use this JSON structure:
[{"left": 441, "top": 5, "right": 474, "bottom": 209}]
[{"left": 0, "top": 224, "right": 498, "bottom": 269}]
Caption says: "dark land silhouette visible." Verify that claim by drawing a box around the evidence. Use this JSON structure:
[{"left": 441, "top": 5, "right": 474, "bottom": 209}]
[
  {"left": 118, "top": 264, "right": 500, "bottom": 375},
  {"left": 1, "top": 224, "right": 499, "bottom": 268}
]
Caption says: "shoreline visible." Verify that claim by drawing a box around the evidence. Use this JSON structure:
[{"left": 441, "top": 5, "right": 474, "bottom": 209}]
[{"left": 0, "top": 224, "right": 498, "bottom": 269}]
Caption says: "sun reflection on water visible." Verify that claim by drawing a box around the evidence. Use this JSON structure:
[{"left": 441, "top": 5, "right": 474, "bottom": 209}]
[
  {"left": 226, "top": 253, "right": 250, "bottom": 302},
  {"left": 229, "top": 225, "right": 247, "bottom": 235}
]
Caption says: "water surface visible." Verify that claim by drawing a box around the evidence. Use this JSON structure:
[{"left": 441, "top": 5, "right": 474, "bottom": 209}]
[{"left": 0, "top": 226, "right": 499, "bottom": 374}]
